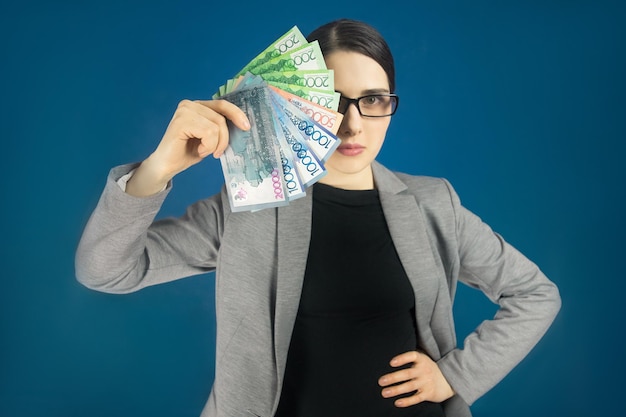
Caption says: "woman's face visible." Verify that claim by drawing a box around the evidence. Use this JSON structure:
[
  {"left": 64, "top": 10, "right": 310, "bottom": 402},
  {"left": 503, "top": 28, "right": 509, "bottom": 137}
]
[{"left": 322, "top": 50, "right": 393, "bottom": 189}]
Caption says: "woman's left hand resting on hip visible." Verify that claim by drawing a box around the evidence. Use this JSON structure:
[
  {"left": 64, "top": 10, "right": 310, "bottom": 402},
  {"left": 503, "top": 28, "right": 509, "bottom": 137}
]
[{"left": 378, "top": 351, "right": 455, "bottom": 407}]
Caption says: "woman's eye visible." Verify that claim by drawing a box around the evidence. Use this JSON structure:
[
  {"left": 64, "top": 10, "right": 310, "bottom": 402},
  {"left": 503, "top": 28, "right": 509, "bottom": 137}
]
[{"left": 363, "top": 96, "right": 378, "bottom": 105}]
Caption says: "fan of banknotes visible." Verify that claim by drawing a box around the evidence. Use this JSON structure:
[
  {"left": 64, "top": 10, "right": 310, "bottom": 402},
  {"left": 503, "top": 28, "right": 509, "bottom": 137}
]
[{"left": 212, "top": 26, "right": 344, "bottom": 212}]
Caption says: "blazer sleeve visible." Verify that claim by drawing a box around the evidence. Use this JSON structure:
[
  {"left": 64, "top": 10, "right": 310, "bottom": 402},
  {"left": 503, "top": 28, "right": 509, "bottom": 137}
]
[
  {"left": 436, "top": 178, "right": 561, "bottom": 405},
  {"left": 75, "top": 163, "right": 227, "bottom": 294}
]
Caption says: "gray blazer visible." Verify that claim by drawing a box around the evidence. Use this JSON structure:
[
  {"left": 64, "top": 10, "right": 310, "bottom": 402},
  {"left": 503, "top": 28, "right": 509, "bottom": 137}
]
[{"left": 76, "top": 161, "right": 561, "bottom": 417}]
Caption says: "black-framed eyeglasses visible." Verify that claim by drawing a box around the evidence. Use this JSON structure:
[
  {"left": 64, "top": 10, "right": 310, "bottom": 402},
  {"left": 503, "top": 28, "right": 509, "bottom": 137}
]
[{"left": 337, "top": 93, "right": 399, "bottom": 117}]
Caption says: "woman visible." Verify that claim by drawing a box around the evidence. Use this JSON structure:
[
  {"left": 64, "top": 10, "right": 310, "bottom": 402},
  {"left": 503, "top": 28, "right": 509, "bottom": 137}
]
[{"left": 76, "top": 19, "right": 561, "bottom": 417}]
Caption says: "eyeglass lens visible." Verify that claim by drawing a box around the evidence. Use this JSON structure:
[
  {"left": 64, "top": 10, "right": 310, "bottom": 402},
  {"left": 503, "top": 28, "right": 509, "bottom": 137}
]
[{"left": 338, "top": 94, "right": 398, "bottom": 117}]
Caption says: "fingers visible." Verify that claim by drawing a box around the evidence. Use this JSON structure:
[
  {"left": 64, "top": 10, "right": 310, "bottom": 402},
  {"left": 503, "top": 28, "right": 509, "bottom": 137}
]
[
  {"left": 380, "top": 376, "right": 435, "bottom": 408},
  {"left": 198, "top": 99, "right": 251, "bottom": 131},
  {"left": 379, "top": 351, "right": 423, "bottom": 386},
  {"left": 381, "top": 378, "right": 419, "bottom": 405},
  {"left": 174, "top": 102, "right": 221, "bottom": 156},
  {"left": 140, "top": 98, "right": 252, "bottom": 185},
  {"left": 378, "top": 350, "right": 455, "bottom": 407},
  {"left": 379, "top": 364, "right": 420, "bottom": 405},
  {"left": 379, "top": 367, "right": 415, "bottom": 387},
  {"left": 171, "top": 100, "right": 237, "bottom": 159},
  {"left": 164, "top": 99, "right": 250, "bottom": 161},
  {"left": 196, "top": 99, "right": 250, "bottom": 158},
  {"left": 390, "top": 350, "right": 422, "bottom": 368}
]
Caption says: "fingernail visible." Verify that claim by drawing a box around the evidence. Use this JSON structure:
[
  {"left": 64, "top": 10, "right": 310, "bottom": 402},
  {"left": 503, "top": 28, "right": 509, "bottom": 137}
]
[
  {"left": 396, "top": 399, "right": 404, "bottom": 406},
  {"left": 382, "top": 389, "right": 391, "bottom": 397},
  {"left": 242, "top": 119, "right": 250, "bottom": 130}
]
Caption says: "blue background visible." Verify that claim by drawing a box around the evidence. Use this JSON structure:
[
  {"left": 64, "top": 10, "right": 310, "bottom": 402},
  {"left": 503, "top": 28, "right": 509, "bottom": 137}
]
[{"left": 1, "top": 0, "right": 624, "bottom": 416}]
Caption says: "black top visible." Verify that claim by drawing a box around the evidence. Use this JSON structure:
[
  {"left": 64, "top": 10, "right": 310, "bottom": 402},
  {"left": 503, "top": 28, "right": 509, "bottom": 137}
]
[{"left": 275, "top": 183, "right": 445, "bottom": 417}]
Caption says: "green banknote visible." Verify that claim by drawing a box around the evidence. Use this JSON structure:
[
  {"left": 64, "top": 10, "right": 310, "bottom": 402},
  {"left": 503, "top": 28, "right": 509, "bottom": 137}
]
[
  {"left": 236, "top": 26, "right": 307, "bottom": 77},
  {"left": 246, "top": 40, "right": 326, "bottom": 75},
  {"left": 259, "top": 69, "right": 334, "bottom": 90}
]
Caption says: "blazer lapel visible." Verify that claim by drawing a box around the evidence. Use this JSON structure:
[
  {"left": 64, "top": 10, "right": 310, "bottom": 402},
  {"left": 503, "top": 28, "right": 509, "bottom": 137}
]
[
  {"left": 373, "top": 162, "right": 444, "bottom": 359},
  {"left": 274, "top": 193, "right": 313, "bottom": 379}
]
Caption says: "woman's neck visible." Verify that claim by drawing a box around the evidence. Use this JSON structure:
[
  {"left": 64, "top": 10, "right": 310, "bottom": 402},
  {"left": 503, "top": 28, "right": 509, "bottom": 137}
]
[{"left": 318, "top": 165, "right": 375, "bottom": 190}]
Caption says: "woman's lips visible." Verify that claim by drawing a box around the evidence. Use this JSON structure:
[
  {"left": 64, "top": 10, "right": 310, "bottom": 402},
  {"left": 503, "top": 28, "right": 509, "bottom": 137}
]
[{"left": 337, "top": 143, "right": 365, "bottom": 156}]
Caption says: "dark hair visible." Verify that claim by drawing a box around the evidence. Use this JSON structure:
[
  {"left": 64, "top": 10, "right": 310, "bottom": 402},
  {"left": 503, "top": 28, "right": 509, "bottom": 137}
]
[{"left": 307, "top": 19, "right": 395, "bottom": 93}]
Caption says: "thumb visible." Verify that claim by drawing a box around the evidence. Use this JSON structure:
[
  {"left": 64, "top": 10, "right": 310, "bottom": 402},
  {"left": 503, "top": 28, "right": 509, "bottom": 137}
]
[{"left": 198, "top": 99, "right": 251, "bottom": 131}]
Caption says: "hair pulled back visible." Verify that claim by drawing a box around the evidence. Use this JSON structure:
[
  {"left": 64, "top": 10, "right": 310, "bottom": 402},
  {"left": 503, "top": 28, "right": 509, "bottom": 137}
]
[{"left": 307, "top": 19, "right": 396, "bottom": 93}]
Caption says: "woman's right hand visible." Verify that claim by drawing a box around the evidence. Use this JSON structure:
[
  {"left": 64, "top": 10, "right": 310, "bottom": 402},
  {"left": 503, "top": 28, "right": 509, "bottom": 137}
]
[{"left": 126, "top": 99, "right": 250, "bottom": 197}]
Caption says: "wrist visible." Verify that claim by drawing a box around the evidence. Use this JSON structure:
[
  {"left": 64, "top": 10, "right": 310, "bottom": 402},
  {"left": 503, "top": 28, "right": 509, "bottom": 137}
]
[{"left": 125, "top": 157, "right": 171, "bottom": 197}]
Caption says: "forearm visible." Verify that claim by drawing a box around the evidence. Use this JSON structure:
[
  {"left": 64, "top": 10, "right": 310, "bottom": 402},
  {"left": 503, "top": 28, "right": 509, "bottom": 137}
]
[
  {"left": 75, "top": 164, "right": 170, "bottom": 293},
  {"left": 438, "top": 270, "right": 561, "bottom": 404},
  {"left": 126, "top": 155, "right": 171, "bottom": 197}
]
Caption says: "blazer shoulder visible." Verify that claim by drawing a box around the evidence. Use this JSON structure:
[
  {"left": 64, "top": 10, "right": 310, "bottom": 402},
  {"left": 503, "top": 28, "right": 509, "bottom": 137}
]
[{"left": 394, "top": 172, "right": 458, "bottom": 203}]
